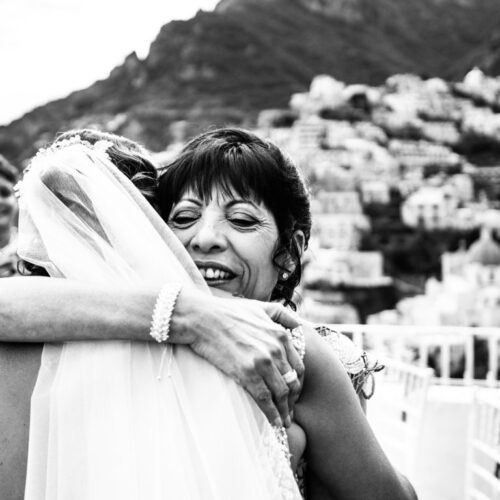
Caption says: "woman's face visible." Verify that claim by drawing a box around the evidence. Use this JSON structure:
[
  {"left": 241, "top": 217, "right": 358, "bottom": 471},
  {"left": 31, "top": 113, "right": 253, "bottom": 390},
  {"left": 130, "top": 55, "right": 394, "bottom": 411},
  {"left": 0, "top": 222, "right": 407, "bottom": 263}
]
[{"left": 168, "top": 187, "right": 281, "bottom": 301}]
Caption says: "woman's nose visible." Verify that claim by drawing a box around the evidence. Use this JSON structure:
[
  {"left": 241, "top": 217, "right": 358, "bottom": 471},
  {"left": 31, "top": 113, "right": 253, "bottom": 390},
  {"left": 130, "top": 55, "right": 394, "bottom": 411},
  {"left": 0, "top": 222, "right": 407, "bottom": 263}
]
[{"left": 189, "top": 219, "right": 227, "bottom": 253}]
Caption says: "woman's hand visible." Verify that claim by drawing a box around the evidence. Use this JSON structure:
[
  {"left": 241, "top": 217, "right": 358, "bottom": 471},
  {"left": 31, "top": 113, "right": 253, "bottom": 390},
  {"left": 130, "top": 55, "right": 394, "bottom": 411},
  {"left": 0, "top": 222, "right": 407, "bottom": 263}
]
[{"left": 170, "top": 288, "right": 304, "bottom": 427}]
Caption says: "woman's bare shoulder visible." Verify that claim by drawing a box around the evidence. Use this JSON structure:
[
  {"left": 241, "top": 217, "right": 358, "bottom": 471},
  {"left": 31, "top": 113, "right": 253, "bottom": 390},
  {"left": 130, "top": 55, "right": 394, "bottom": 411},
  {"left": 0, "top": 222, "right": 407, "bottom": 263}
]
[
  {"left": 300, "top": 323, "right": 383, "bottom": 399},
  {"left": 297, "top": 324, "right": 360, "bottom": 405}
]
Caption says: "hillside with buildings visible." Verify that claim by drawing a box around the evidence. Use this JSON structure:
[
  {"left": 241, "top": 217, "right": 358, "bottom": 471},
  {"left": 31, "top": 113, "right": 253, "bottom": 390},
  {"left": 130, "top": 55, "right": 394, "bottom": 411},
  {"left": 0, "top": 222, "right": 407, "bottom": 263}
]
[
  {"left": 234, "top": 69, "right": 500, "bottom": 325},
  {"left": 1, "top": 0, "right": 500, "bottom": 165}
]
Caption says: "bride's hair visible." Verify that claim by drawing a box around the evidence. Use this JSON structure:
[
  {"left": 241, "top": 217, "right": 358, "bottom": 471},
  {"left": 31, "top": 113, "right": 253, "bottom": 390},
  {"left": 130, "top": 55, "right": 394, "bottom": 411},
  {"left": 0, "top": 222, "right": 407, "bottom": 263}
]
[
  {"left": 157, "top": 127, "right": 311, "bottom": 307},
  {"left": 19, "top": 129, "right": 159, "bottom": 277},
  {"left": 56, "top": 129, "right": 158, "bottom": 209}
]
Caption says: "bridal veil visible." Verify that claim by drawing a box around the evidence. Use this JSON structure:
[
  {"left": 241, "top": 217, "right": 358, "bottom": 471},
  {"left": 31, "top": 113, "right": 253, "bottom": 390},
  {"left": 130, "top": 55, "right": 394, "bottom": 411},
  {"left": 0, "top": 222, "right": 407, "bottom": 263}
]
[{"left": 18, "top": 138, "right": 300, "bottom": 500}]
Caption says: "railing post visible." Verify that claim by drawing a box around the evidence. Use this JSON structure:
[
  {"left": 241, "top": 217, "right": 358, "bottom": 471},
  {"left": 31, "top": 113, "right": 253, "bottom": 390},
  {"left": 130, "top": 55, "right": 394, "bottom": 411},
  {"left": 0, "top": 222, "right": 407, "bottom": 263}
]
[
  {"left": 352, "top": 327, "right": 364, "bottom": 350},
  {"left": 493, "top": 335, "right": 499, "bottom": 388},
  {"left": 487, "top": 336, "right": 499, "bottom": 388},
  {"left": 419, "top": 342, "right": 427, "bottom": 369},
  {"left": 464, "top": 333, "right": 474, "bottom": 386},
  {"left": 464, "top": 388, "right": 478, "bottom": 500},
  {"left": 442, "top": 342, "right": 451, "bottom": 383}
]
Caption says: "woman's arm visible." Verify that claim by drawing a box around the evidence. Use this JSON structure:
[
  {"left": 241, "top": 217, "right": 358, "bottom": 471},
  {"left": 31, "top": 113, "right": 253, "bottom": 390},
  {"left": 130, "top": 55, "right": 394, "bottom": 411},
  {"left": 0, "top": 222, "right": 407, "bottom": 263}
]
[
  {"left": 0, "top": 277, "right": 301, "bottom": 426},
  {"left": 294, "top": 327, "right": 417, "bottom": 500}
]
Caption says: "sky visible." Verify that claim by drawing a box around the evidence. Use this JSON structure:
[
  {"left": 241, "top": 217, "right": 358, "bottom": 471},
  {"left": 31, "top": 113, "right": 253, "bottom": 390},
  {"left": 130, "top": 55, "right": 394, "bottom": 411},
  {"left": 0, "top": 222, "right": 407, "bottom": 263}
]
[{"left": 0, "top": 0, "right": 220, "bottom": 125}]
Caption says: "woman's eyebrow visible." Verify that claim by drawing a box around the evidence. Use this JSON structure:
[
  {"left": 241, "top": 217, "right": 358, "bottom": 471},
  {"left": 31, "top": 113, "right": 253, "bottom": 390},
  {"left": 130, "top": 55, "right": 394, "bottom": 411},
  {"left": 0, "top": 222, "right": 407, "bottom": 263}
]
[
  {"left": 226, "top": 199, "right": 259, "bottom": 209},
  {"left": 177, "top": 197, "right": 202, "bottom": 206}
]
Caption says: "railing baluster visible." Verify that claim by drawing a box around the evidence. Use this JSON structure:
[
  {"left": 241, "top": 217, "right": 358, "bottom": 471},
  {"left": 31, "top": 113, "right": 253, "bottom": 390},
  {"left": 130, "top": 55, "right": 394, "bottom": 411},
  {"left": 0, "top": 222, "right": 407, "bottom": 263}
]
[
  {"left": 488, "top": 337, "right": 497, "bottom": 388},
  {"left": 465, "top": 333, "right": 474, "bottom": 386},
  {"left": 327, "top": 324, "right": 500, "bottom": 388},
  {"left": 419, "top": 342, "right": 428, "bottom": 370},
  {"left": 442, "top": 342, "right": 451, "bottom": 382},
  {"left": 352, "top": 327, "right": 363, "bottom": 350},
  {"left": 492, "top": 338, "right": 499, "bottom": 388}
]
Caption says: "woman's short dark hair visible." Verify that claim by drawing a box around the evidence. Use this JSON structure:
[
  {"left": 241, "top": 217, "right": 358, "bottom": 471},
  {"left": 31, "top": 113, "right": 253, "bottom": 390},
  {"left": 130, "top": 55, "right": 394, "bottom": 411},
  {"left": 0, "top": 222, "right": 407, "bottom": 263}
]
[
  {"left": 157, "top": 127, "right": 311, "bottom": 307},
  {"left": 19, "top": 129, "right": 159, "bottom": 277}
]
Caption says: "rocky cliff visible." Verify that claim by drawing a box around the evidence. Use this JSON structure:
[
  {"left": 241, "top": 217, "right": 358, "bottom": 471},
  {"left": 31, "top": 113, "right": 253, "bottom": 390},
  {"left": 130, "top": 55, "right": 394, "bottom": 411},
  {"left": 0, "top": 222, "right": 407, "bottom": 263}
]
[{"left": 2, "top": 0, "right": 499, "bottom": 165}]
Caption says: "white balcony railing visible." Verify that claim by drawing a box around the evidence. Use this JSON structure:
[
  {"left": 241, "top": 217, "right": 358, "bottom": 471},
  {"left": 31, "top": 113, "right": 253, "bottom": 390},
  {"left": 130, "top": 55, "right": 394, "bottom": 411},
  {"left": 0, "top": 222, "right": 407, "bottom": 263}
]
[
  {"left": 465, "top": 388, "right": 500, "bottom": 500},
  {"left": 322, "top": 324, "right": 500, "bottom": 499},
  {"left": 327, "top": 324, "right": 500, "bottom": 387}
]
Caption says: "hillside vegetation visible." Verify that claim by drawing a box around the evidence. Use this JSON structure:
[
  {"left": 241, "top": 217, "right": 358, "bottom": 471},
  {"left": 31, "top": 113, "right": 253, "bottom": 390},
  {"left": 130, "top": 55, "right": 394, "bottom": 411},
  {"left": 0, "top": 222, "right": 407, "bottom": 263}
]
[{"left": 2, "top": 0, "right": 500, "bottom": 165}]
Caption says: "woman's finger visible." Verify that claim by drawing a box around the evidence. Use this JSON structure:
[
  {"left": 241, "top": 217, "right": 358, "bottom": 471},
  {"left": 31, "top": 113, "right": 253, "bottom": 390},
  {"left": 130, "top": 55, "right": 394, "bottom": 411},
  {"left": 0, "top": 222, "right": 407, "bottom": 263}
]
[
  {"left": 280, "top": 332, "right": 304, "bottom": 412},
  {"left": 255, "top": 302, "right": 305, "bottom": 420},
  {"left": 263, "top": 302, "right": 301, "bottom": 330},
  {"left": 243, "top": 378, "right": 283, "bottom": 427},
  {"left": 256, "top": 355, "right": 292, "bottom": 427}
]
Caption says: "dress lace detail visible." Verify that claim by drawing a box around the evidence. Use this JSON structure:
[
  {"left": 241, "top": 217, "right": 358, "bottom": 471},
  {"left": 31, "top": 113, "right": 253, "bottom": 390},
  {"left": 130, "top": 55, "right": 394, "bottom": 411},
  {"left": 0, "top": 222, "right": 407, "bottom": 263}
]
[
  {"left": 261, "top": 326, "right": 306, "bottom": 499},
  {"left": 268, "top": 426, "right": 301, "bottom": 500},
  {"left": 290, "top": 326, "right": 306, "bottom": 360},
  {"left": 315, "top": 325, "right": 384, "bottom": 399}
]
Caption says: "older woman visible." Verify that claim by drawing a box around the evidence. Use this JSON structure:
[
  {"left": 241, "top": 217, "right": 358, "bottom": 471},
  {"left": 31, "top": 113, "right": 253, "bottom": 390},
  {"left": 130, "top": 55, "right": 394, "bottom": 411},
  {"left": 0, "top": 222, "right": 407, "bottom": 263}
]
[{"left": 157, "top": 127, "right": 417, "bottom": 499}]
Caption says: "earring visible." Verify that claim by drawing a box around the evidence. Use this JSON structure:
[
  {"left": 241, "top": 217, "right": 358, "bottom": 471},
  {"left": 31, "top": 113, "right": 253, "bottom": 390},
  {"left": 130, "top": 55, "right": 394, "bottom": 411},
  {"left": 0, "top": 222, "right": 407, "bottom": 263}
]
[{"left": 281, "top": 271, "right": 289, "bottom": 281}]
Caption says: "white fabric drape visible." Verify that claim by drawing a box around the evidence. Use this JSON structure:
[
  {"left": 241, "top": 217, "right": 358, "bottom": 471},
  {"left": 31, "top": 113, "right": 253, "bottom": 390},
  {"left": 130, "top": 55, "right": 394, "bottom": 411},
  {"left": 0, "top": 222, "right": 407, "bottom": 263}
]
[{"left": 18, "top": 140, "right": 300, "bottom": 500}]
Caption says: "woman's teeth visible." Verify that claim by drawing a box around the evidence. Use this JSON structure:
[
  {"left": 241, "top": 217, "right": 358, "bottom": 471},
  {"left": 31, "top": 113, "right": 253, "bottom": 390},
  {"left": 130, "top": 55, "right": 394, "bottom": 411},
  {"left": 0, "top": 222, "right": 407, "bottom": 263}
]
[{"left": 199, "top": 267, "right": 233, "bottom": 280}]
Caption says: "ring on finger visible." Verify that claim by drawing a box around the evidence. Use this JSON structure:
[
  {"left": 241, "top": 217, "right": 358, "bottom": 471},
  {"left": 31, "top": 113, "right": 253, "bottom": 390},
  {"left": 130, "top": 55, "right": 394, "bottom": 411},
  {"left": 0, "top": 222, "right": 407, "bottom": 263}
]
[{"left": 283, "top": 369, "right": 298, "bottom": 385}]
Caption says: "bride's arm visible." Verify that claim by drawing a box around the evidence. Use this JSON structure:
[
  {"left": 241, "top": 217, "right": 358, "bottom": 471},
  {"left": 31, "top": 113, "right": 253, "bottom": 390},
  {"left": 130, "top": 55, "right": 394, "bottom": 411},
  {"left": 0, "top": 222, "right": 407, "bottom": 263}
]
[
  {"left": 294, "top": 327, "right": 417, "bottom": 500},
  {"left": 0, "top": 277, "right": 301, "bottom": 427}
]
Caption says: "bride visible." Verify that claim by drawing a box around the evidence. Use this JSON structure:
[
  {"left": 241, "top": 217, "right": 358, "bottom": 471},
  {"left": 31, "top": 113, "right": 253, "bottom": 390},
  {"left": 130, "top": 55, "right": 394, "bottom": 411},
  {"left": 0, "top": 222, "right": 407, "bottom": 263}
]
[{"left": 17, "top": 133, "right": 301, "bottom": 499}]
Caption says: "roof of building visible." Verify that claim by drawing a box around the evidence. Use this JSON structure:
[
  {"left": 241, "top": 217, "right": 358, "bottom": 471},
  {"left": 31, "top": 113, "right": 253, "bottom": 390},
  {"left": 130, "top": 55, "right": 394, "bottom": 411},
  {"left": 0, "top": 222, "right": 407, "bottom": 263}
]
[{"left": 468, "top": 227, "right": 500, "bottom": 266}]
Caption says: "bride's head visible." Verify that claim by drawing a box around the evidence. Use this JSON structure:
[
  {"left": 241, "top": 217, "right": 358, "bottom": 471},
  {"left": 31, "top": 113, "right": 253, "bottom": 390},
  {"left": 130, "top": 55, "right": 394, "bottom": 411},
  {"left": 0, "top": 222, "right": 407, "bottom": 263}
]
[
  {"left": 19, "top": 129, "right": 159, "bottom": 276},
  {"left": 158, "top": 128, "right": 311, "bottom": 307},
  {"left": 54, "top": 129, "right": 158, "bottom": 210}
]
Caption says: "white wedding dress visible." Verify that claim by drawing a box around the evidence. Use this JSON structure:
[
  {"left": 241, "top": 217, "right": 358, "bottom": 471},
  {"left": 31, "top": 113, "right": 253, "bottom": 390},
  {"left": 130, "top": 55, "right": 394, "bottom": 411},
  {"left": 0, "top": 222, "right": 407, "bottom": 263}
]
[{"left": 18, "top": 139, "right": 301, "bottom": 500}]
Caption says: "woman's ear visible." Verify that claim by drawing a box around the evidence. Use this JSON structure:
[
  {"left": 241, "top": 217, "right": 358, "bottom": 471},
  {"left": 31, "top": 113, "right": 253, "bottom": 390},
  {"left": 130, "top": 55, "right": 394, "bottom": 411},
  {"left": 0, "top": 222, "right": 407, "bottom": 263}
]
[
  {"left": 293, "top": 230, "right": 306, "bottom": 261},
  {"left": 277, "top": 230, "right": 306, "bottom": 276}
]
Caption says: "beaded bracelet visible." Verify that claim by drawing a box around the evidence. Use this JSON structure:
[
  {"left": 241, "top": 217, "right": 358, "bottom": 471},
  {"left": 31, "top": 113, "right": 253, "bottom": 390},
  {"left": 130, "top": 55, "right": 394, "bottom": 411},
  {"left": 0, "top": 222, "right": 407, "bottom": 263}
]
[{"left": 150, "top": 283, "right": 182, "bottom": 343}]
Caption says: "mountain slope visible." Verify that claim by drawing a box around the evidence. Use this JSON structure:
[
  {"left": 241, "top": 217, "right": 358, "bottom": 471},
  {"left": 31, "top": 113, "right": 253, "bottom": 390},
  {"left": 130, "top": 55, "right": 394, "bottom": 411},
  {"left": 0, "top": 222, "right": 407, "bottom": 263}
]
[{"left": 2, "top": 0, "right": 500, "bottom": 164}]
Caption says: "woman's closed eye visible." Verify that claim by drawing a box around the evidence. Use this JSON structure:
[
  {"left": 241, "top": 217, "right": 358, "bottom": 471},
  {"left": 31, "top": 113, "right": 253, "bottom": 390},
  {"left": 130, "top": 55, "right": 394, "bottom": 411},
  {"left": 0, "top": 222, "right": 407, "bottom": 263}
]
[
  {"left": 169, "top": 210, "right": 199, "bottom": 227},
  {"left": 228, "top": 213, "right": 260, "bottom": 229}
]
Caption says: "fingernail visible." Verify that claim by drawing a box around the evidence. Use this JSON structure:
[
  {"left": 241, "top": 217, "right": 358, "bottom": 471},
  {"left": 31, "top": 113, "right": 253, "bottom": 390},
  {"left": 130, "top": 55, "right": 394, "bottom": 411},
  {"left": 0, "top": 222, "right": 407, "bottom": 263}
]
[
  {"left": 274, "top": 417, "right": 283, "bottom": 427},
  {"left": 285, "top": 416, "right": 291, "bottom": 427}
]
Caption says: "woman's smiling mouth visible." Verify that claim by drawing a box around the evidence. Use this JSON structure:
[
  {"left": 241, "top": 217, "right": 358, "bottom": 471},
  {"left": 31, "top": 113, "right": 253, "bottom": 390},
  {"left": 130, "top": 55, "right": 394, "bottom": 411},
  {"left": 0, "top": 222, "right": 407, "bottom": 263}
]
[{"left": 196, "top": 263, "right": 237, "bottom": 283}]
